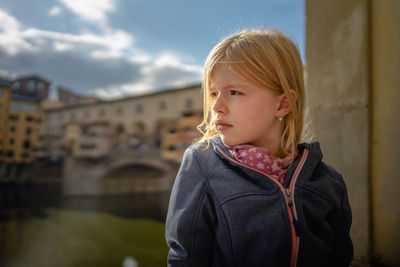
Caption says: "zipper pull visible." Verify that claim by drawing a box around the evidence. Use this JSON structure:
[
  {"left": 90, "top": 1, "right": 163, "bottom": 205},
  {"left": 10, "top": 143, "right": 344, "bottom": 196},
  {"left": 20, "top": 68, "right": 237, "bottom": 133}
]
[
  {"left": 286, "top": 188, "right": 293, "bottom": 204},
  {"left": 286, "top": 188, "right": 300, "bottom": 236}
]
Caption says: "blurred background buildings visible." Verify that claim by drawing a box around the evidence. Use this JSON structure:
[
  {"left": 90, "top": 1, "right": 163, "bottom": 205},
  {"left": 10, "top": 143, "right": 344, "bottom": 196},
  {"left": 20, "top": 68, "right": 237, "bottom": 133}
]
[{"left": 0, "top": 76, "right": 202, "bottom": 178}]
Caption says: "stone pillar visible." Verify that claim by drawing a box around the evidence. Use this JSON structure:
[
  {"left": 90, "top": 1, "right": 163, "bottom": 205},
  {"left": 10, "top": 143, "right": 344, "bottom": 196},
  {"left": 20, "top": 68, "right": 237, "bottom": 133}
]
[
  {"left": 370, "top": 0, "right": 400, "bottom": 265},
  {"left": 305, "top": 0, "right": 370, "bottom": 264}
]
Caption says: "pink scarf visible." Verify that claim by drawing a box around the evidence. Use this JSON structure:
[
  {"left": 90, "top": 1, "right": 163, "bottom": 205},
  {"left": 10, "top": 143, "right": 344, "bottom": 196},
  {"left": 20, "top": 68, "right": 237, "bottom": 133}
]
[{"left": 225, "top": 144, "right": 297, "bottom": 184}]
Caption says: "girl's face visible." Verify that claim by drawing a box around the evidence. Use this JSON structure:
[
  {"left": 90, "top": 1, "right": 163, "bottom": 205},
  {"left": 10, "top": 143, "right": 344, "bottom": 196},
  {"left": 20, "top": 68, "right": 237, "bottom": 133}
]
[{"left": 210, "top": 64, "right": 284, "bottom": 153}]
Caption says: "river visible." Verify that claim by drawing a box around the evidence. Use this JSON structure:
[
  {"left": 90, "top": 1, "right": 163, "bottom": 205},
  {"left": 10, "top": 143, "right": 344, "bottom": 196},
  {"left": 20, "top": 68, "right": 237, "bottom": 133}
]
[{"left": 0, "top": 181, "right": 171, "bottom": 267}]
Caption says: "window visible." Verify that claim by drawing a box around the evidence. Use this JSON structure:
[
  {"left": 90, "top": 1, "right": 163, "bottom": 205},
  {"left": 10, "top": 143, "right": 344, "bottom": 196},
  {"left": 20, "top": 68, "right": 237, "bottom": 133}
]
[
  {"left": 10, "top": 125, "right": 16, "bottom": 132},
  {"left": 38, "top": 82, "right": 45, "bottom": 90},
  {"left": 7, "top": 150, "right": 14, "bottom": 158},
  {"left": 168, "top": 127, "right": 177, "bottom": 134},
  {"left": 26, "top": 116, "right": 34, "bottom": 122},
  {"left": 23, "top": 140, "right": 31, "bottom": 149},
  {"left": 26, "top": 128, "right": 32, "bottom": 134},
  {"left": 12, "top": 81, "right": 19, "bottom": 90},
  {"left": 186, "top": 98, "right": 193, "bottom": 109},
  {"left": 116, "top": 107, "right": 124, "bottom": 115},
  {"left": 9, "top": 138, "right": 14, "bottom": 145},
  {"left": 9, "top": 114, "right": 19, "bottom": 121},
  {"left": 136, "top": 104, "right": 143, "bottom": 113},
  {"left": 70, "top": 112, "right": 76, "bottom": 121},
  {"left": 159, "top": 101, "right": 166, "bottom": 111},
  {"left": 21, "top": 152, "right": 30, "bottom": 158},
  {"left": 80, "top": 144, "right": 96, "bottom": 150},
  {"left": 27, "top": 80, "right": 35, "bottom": 91},
  {"left": 99, "top": 109, "right": 105, "bottom": 117},
  {"left": 10, "top": 102, "right": 37, "bottom": 112}
]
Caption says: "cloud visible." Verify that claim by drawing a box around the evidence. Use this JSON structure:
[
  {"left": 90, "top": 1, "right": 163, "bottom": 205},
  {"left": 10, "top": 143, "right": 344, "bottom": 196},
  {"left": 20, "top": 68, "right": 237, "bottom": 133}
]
[
  {"left": 0, "top": 9, "right": 202, "bottom": 99},
  {"left": 94, "top": 52, "right": 202, "bottom": 99},
  {"left": 56, "top": 0, "right": 115, "bottom": 29},
  {"left": 0, "top": 9, "right": 34, "bottom": 55},
  {"left": 22, "top": 28, "right": 136, "bottom": 58},
  {"left": 49, "top": 6, "right": 62, "bottom": 17}
]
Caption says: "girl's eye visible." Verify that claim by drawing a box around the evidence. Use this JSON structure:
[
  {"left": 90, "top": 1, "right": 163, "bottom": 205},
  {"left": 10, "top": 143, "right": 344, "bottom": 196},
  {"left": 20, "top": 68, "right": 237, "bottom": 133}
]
[
  {"left": 230, "top": 90, "right": 242, "bottom": 95},
  {"left": 210, "top": 92, "right": 218, "bottom": 98}
]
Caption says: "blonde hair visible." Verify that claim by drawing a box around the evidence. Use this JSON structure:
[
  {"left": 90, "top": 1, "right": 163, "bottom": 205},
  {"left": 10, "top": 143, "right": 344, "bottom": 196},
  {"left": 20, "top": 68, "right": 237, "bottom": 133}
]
[{"left": 197, "top": 29, "right": 305, "bottom": 158}]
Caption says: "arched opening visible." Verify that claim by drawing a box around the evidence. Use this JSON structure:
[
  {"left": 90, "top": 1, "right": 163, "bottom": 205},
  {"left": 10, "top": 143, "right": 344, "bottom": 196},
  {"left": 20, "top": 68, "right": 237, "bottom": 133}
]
[{"left": 100, "top": 163, "right": 165, "bottom": 194}]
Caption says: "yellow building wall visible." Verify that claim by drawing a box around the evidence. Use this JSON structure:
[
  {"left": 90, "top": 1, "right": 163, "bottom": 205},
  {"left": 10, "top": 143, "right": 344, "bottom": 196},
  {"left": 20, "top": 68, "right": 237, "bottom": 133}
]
[
  {"left": 3, "top": 99, "right": 43, "bottom": 164},
  {"left": 0, "top": 85, "right": 11, "bottom": 160},
  {"left": 371, "top": 0, "right": 400, "bottom": 265}
]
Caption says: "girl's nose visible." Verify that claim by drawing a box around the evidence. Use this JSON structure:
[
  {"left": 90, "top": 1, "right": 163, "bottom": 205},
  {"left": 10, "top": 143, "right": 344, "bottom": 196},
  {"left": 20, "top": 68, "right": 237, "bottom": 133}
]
[{"left": 212, "top": 95, "right": 227, "bottom": 114}]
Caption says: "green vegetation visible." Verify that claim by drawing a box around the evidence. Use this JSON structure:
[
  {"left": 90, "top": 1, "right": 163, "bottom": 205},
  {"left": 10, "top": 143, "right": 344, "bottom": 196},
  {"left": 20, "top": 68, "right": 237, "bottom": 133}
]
[{"left": 0, "top": 209, "right": 169, "bottom": 267}]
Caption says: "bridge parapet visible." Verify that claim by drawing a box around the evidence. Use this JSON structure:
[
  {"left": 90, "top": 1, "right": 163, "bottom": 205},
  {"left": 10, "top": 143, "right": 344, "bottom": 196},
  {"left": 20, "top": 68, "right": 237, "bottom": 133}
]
[{"left": 63, "top": 150, "right": 179, "bottom": 196}]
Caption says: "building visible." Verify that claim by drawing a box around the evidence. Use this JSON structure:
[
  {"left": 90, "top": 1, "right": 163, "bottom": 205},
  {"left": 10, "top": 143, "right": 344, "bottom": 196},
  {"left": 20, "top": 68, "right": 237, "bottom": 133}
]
[
  {"left": 161, "top": 110, "right": 203, "bottom": 160},
  {"left": 0, "top": 77, "right": 46, "bottom": 178},
  {"left": 66, "top": 121, "right": 113, "bottom": 158},
  {"left": 11, "top": 75, "right": 50, "bottom": 100},
  {"left": 0, "top": 80, "right": 11, "bottom": 160},
  {"left": 43, "top": 83, "right": 203, "bottom": 160},
  {"left": 1, "top": 94, "right": 43, "bottom": 164},
  {"left": 58, "top": 86, "right": 86, "bottom": 106}
]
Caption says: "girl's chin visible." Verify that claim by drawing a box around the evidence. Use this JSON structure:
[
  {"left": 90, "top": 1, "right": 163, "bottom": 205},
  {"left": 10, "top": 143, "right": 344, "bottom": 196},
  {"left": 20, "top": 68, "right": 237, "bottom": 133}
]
[{"left": 220, "top": 136, "right": 242, "bottom": 147}]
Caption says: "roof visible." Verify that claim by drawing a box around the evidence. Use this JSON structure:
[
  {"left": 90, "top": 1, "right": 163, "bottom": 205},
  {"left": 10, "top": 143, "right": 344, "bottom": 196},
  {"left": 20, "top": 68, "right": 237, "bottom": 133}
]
[
  {"left": 46, "top": 82, "right": 202, "bottom": 112},
  {"left": 16, "top": 74, "right": 51, "bottom": 85},
  {"left": 0, "top": 79, "right": 10, "bottom": 87}
]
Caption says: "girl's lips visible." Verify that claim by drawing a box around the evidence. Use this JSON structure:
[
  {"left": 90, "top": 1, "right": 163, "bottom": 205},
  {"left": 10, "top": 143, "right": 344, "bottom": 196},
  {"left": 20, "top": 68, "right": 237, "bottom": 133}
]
[
  {"left": 217, "top": 124, "right": 232, "bottom": 131},
  {"left": 215, "top": 121, "right": 233, "bottom": 131}
]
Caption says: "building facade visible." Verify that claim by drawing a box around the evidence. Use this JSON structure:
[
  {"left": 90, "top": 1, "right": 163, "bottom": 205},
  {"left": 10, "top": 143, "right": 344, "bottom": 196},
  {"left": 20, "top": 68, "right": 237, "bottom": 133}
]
[
  {"left": 0, "top": 79, "right": 43, "bottom": 166},
  {"left": 44, "top": 84, "right": 203, "bottom": 160},
  {"left": 11, "top": 75, "right": 50, "bottom": 100},
  {"left": 0, "top": 80, "right": 11, "bottom": 161}
]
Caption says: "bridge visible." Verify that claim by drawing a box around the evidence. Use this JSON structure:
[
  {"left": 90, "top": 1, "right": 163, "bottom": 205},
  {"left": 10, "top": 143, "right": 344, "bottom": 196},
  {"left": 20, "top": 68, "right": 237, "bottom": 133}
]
[{"left": 62, "top": 150, "right": 180, "bottom": 196}]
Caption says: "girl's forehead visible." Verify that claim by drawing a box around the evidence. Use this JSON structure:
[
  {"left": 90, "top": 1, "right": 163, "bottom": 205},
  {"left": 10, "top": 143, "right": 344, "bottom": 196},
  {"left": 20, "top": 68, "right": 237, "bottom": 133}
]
[{"left": 209, "top": 64, "right": 249, "bottom": 88}]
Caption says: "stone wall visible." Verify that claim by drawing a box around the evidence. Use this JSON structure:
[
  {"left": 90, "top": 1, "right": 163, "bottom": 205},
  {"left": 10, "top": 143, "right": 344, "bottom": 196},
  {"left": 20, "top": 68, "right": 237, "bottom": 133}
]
[{"left": 306, "top": 0, "right": 370, "bottom": 263}]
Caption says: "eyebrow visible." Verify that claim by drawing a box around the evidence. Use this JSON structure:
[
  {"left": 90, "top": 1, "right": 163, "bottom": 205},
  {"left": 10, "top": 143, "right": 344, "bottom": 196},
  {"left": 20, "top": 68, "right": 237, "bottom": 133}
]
[{"left": 209, "top": 83, "right": 251, "bottom": 91}]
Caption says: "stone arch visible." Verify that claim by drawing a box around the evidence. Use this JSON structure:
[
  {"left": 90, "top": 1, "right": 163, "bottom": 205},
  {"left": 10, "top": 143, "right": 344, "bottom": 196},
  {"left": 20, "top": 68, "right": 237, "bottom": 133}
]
[{"left": 98, "top": 157, "right": 176, "bottom": 194}]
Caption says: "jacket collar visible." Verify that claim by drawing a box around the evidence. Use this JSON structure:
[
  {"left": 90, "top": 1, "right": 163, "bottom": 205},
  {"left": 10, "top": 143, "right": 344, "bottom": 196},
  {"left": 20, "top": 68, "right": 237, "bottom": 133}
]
[{"left": 209, "top": 136, "right": 324, "bottom": 186}]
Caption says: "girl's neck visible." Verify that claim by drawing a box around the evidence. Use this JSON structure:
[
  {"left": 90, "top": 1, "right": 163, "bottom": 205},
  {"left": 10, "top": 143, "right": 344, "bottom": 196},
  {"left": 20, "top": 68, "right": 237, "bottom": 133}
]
[{"left": 249, "top": 141, "right": 283, "bottom": 159}]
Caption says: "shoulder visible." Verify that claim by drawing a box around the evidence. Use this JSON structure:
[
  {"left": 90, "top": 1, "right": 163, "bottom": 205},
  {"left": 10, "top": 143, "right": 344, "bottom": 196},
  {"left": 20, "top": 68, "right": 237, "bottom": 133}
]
[
  {"left": 297, "top": 142, "right": 349, "bottom": 203},
  {"left": 183, "top": 139, "right": 218, "bottom": 162},
  {"left": 299, "top": 141, "right": 346, "bottom": 187},
  {"left": 315, "top": 161, "right": 343, "bottom": 182},
  {"left": 177, "top": 140, "right": 216, "bottom": 180}
]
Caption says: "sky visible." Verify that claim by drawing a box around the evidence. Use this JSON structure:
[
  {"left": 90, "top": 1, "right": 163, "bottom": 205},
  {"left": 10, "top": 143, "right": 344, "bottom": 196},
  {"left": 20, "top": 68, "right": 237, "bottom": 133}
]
[{"left": 0, "top": 0, "right": 304, "bottom": 100}]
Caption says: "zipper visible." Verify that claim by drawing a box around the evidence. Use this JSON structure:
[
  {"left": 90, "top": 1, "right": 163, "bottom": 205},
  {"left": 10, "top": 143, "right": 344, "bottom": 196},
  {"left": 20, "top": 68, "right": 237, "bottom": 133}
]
[
  {"left": 286, "top": 149, "right": 308, "bottom": 267},
  {"left": 286, "top": 188, "right": 300, "bottom": 236},
  {"left": 216, "top": 146, "right": 309, "bottom": 267}
]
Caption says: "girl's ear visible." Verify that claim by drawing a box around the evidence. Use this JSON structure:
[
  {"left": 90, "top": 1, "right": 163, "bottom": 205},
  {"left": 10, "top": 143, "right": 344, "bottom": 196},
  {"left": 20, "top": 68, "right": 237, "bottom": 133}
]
[{"left": 276, "top": 90, "right": 297, "bottom": 118}]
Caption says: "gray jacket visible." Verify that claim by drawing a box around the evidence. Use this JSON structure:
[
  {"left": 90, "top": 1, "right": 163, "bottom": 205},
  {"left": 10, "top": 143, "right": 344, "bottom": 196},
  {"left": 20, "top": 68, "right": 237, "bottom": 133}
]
[{"left": 166, "top": 137, "right": 353, "bottom": 267}]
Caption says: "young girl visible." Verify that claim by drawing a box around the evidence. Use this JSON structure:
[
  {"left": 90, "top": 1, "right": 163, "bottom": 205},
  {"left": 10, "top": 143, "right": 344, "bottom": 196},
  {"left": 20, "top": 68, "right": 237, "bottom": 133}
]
[{"left": 165, "top": 29, "right": 353, "bottom": 267}]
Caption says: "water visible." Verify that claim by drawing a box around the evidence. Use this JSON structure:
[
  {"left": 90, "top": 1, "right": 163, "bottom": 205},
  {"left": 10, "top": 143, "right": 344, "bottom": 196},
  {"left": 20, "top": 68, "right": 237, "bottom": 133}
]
[{"left": 0, "top": 181, "right": 171, "bottom": 267}]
